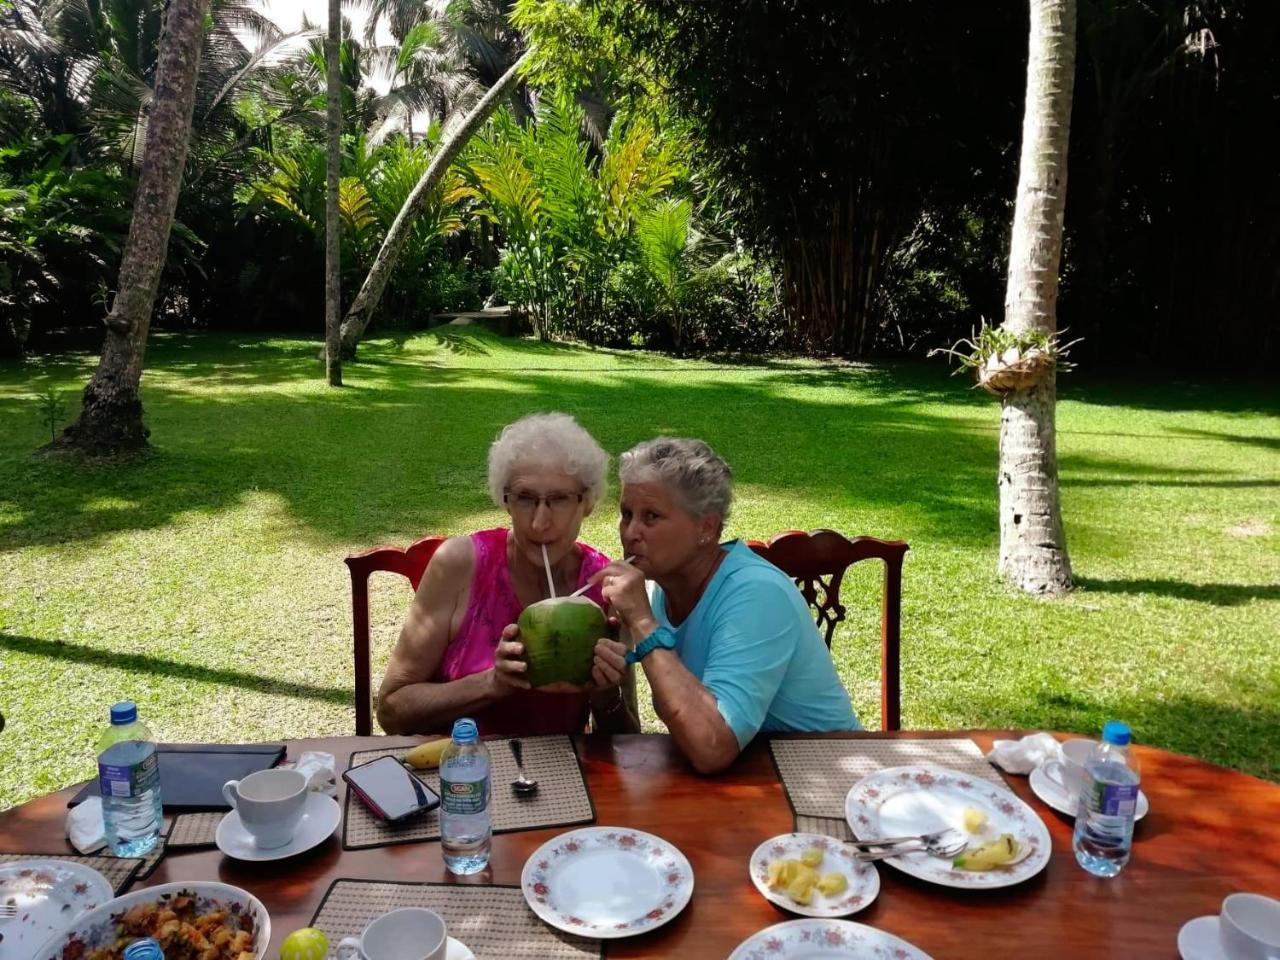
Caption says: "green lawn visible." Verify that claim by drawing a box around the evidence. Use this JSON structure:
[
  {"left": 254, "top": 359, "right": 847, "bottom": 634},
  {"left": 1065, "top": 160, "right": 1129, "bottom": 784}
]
[{"left": 1, "top": 328, "right": 1277, "bottom": 809}]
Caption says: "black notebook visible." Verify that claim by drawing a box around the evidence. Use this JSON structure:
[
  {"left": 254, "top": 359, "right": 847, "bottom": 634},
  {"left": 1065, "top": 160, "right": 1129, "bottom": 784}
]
[{"left": 69, "top": 742, "right": 287, "bottom": 811}]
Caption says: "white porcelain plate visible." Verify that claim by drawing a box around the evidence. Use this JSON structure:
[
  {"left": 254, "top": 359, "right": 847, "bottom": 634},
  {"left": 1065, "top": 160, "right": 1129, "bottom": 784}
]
[
  {"left": 845, "top": 765, "right": 1051, "bottom": 890},
  {"left": 1029, "top": 764, "right": 1149, "bottom": 821},
  {"left": 729, "top": 918, "right": 934, "bottom": 959},
  {"left": 31, "top": 882, "right": 269, "bottom": 960},
  {"left": 0, "top": 860, "right": 113, "bottom": 960},
  {"left": 521, "top": 827, "right": 693, "bottom": 939},
  {"left": 216, "top": 791, "right": 341, "bottom": 862},
  {"left": 748, "top": 834, "right": 879, "bottom": 918}
]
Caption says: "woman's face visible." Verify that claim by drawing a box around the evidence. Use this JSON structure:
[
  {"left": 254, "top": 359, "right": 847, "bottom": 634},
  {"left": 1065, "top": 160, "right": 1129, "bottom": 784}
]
[
  {"left": 619, "top": 482, "right": 718, "bottom": 578},
  {"left": 504, "top": 465, "right": 592, "bottom": 568}
]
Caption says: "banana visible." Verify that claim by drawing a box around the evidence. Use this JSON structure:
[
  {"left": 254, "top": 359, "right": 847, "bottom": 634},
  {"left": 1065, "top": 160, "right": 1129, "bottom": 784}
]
[
  {"left": 953, "top": 833, "right": 1020, "bottom": 870},
  {"left": 404, "top": 738, "right": 449, "bottom": 769}
]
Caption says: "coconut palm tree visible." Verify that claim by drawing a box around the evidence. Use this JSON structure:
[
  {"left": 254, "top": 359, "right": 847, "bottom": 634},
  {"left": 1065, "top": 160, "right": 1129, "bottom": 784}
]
[{"left": 997, "top": 0, "right": 1077, "bottom": 593}]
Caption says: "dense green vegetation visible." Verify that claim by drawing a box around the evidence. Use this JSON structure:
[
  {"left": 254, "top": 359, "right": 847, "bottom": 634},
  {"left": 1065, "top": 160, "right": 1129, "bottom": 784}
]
[{"left": 1, "top": 329, "right": 1277, "bottom": 807}]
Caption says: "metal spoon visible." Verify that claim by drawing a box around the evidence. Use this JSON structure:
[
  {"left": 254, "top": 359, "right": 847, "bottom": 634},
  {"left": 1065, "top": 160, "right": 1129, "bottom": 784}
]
[{"left": 510, "top": 739, "right": 538, "bottom": 797}]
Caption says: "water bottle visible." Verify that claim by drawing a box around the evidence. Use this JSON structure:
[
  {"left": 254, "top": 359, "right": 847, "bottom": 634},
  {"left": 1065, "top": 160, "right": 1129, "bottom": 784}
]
[
  {"left": 97, "top": 702, "right": 163, "bottom": 857},
  {"left": 439, "top": 718, "right": 492, "bottom": 875},
  {"left": 1073, "top": 720, "right": 1140, "bottom": 877}
]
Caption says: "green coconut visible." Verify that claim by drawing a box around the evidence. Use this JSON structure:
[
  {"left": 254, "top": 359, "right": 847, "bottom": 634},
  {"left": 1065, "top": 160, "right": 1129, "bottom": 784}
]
[{"left": 517, "top": 596, "right": 607, "bottom": 687}]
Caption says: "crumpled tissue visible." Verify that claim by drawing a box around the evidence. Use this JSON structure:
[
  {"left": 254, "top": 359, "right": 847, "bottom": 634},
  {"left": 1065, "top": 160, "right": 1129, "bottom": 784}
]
[
  {"left": 985, "top": 732, "right": 1062, "bottom": 775},
  {"left": 289, "top": 751, "right": 338, "bottom": 798},
  {"left": 66, "top": 796, "right": 108, "bottom": 854}
]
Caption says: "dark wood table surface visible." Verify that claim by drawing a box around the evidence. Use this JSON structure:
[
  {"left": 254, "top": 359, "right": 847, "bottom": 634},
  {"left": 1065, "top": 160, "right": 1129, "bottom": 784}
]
[{"left": 3, "top": 731, "right": 1278, "bottom": 958}]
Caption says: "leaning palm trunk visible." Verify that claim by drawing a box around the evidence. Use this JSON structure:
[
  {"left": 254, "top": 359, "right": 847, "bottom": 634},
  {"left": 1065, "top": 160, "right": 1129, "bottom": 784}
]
[
  {"left": 338, "top": 52, "right": 529, "bottom": 358},
  {"left": 998, "top": 0, "right": 1076, "bottom": 594},
  {"left": 49, "top": 0, "right": 213, "bottom": 455},
  {"left": 324, "top": 0, "right": 343, "bottom": 386}
]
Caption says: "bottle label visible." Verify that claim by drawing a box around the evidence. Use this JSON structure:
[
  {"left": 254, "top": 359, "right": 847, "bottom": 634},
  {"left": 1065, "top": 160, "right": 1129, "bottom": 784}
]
[
  {"left": 98, "top": 750, "right": 158, "bottom": 799},
  {"left": 1087, "top": 780, "right": 1138, "bottom": 817},
  {"left": 440, "top": 778, "right": 488, "bottom": 816}
]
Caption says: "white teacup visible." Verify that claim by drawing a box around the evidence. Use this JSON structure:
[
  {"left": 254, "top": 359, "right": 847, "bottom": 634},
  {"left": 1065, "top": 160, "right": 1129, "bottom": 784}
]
[
  {"left": 222, "top": 768, "right": 307, "bottom": 849},
  {"left": 1041, "top": 738, "right": 1096, "bottom": 801},
  {"left": 337, "top": 908, "right": 448, "bottom": 960},
  {"left": 1220, "top": 893, "right": 1280, "bottom": 960}
]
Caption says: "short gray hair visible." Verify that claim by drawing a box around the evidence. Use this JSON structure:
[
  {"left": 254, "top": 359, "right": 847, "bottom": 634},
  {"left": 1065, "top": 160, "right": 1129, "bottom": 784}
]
[
  {"left": 488, "top": 413, "right": 609, "bottom": 508},
  {"left": 618, "top": 437, "right": 733, "bottom": 528}
]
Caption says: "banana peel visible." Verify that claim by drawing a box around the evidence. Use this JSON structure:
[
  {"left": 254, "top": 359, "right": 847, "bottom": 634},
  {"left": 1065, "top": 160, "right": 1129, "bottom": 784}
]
[
  {"left": 404, "top": 738, "right": 449, "bottom": 770},
  {"left": 953, "top": 833, "right": 1020, "bottom": 871}
]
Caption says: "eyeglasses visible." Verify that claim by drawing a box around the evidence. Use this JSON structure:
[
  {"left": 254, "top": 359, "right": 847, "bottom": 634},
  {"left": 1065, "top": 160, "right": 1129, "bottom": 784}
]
[{"left": 503, "top": 490, "right": 585, "bottom": 516}]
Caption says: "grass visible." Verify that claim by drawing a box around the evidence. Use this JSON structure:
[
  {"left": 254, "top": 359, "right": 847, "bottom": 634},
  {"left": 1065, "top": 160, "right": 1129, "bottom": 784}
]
[{"left": 1, "top": 327, "right": 1277, "bottom": 809}]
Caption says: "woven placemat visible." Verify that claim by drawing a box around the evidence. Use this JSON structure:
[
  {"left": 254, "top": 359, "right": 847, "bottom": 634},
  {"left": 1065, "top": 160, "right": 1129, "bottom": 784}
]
[
  {"left": 166, "top": 812, "right": 223, "bottom": 849},
  {"left": 0, "top": 853, "right": 143, "bottom": 894},
  {"left": 342, "top": 736, "right": 594, "bottom": 851},
  {"left": 770, "top": 738, "right": 1008, "bottom": 840},
  {"left": 310, "top": 879, "right": 601, "bottom": 960}
]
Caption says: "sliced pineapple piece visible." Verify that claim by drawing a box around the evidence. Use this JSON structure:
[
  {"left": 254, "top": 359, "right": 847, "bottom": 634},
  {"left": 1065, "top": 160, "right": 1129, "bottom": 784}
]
[
  {"left": 799, "top": 847, "right": 824, "bottom": 868},
  {"left": 953, "top": 833, "right": 1020, "bottom": 871},
  {"left": 786, "top": 871, "right": 815, "bottom": 905},
  {"left": 766, "top": 858, "right": 790, "bottom": 889},
  {"left": 816, "top": 872, "right": 847, "bottom": 896},
  {"left": 962, "top": 806, "right": 989, "bottom": 835}
]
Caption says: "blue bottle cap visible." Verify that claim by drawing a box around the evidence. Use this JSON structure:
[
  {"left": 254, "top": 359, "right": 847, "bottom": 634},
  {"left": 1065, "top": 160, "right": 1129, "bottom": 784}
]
[
  {"left": 1102, "top": 721, "right": 1131, "bottom": 746},
  {"left": 451, "top": 718, "right": 478, "bottom": 744},
  {"left": 110, "top": 702, "right": 138, "bottom": 725},
  {"left": 123, "top": 938, "right": 163, "bottom": 960}
]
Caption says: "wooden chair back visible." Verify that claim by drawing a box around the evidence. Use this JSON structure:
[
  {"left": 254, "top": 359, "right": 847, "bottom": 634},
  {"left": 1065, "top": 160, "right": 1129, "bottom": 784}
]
[
  {"left": 747, "top": 529, "right": 909, "bottom": 731},
  {"left": 343, "top": 535, "right": 446, "bottom": 736}
]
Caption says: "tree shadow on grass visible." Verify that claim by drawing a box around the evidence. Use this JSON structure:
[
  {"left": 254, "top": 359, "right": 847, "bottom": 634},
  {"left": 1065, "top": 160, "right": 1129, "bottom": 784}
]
[
  {"left": 0, "top": 633, "right": 351, "bottom": 706},
  {"left": 1074, "top": 577, "right": 1280, "bottom": 606}
]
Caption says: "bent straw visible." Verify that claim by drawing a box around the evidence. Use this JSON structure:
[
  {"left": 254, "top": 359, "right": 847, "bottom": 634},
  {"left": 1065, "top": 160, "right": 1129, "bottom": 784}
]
[
  {"left": 541, "top": 543, "right": 556, "bottom": 598},
  {"left": 567, "top": 555, "right": 637, "bottom": 599}
]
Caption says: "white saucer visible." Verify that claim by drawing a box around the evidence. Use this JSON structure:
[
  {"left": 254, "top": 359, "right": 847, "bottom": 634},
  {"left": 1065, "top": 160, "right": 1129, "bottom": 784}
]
[
  {"left": 1029, "top": 764, "right": 1149, "bottom": 821},
  {"left": 216, "top": 791, "right": 341, "bottom": 861},
  {"left": 1178, "top": 915, "right": 1225, "bottom": 960},
  {"left": 444, "top": 938, "right": 473, "bottom": 960}
]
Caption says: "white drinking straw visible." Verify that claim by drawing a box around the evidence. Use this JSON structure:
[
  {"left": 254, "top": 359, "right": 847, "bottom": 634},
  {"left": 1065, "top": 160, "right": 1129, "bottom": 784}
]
[{"left": 541, "top": 543, "right": 556, "bottom": 598}]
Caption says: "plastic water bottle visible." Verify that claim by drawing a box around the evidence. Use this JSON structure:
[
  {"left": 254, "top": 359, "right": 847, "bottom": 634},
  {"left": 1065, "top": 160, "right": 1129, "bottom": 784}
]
[
  {"left": 97, "top": 702, "right": 163, "bottom": 857},
  {"left": 1073, "top": 720, "right": 1140, "bottom": 877},
  {"left": 439, "top": 718, "right": 491, "bottom": 875}
]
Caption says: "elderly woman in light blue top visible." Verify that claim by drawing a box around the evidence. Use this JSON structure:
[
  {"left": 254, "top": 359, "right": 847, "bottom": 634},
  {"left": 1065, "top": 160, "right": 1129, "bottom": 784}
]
[{"left": 591, "top": 437, "right": 858, "bottom": 774}]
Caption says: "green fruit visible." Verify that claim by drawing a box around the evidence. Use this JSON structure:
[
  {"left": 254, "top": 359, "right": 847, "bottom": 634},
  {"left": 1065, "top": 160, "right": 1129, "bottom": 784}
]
[
  {"left": 953, "top": 833, "right": 1019, "bottom": 871},
  {"left": 517, "top": 596, "right": 607, "bottom": 687},
  {"left": 281, "top": 928, "right": 329, "bottom": 960}
]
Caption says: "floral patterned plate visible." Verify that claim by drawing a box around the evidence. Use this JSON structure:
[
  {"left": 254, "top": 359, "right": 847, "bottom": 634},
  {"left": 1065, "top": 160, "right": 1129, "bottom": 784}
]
[
  {"left": 0, "top": 861, "right": 112, "bottom": 960},
  {"left": 728, "top": 919, "right": 934, "bottom": 959},
  {"left": 844, "top": 764, "right": 1051, "bottom": 889},
  {"left": 748, "top": 834, "right": 879, "bottom": 918},
  {"left": 521, "top": 826, "right": 693, "bottom": 939}
]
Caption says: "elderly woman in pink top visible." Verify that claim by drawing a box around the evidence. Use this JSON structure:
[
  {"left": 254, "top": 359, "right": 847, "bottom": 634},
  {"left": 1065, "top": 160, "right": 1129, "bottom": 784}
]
[{"left": 377, "top": 413, "right": 637, "bottom": 737}]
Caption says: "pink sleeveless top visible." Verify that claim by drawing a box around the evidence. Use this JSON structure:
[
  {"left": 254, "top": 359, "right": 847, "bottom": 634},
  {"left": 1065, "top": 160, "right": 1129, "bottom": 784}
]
[{"left": 434, "top": 527, "right": 611, "bottom": 737}]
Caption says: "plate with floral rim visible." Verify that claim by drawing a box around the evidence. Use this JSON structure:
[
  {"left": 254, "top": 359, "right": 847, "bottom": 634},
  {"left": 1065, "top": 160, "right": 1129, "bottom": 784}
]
[
  {"left": 521, "top": 826, "right": 693, "bottom": 939},
  {"left": 729, "top": 919, "right": 934, "bottom": 960},
  {"left": 748, "top": 833, "right": 879, "bottom": 918},
  {"left": 844, "top": 764, "right": 1051, "bottom": 890},
  {"left": 0, "top": 860, "right": 113, "bottom": 960}
]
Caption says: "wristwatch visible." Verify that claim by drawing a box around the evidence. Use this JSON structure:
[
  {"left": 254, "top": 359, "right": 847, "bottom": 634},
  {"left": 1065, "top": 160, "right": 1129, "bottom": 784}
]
[{"left": 624, "top": 626, "right": 677, "bottom": 665}]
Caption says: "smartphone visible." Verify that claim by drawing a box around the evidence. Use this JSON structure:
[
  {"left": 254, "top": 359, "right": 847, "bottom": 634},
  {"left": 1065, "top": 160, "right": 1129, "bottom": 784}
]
[{"left": 343, "top": 756, "right": 440, "bottom": 822}]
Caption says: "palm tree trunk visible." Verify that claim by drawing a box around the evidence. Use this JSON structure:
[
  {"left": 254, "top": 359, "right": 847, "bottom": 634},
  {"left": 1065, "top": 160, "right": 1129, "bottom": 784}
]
[
  {"left": 48, "top": 0, "right": 212, "bottom": 456},
  {"left": 998, "top": 0, "right": 1076, "bottom": 594},
  {"left": 324, "top": 0, "right": 343, "bottom": 386},
  {"left": 338, "top": 52, "right": 529, "bottom": 358}
]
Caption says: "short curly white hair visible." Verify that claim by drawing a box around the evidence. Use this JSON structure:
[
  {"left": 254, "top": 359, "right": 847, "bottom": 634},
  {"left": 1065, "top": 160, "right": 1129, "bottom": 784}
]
[
  {"left": 487, "top": 413, "right": 609, "bottom": 508},
  {"left": 618, "top": 437, "right": 733, "bottom": 529}
]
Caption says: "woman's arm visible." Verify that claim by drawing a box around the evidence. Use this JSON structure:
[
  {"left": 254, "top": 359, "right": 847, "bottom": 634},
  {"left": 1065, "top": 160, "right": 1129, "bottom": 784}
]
[
  {"left": 376, "top": 537, "right": 529, "bottom": 734},
  {"left": 598, "top": 562, "right": 739, "bottom": 772}
]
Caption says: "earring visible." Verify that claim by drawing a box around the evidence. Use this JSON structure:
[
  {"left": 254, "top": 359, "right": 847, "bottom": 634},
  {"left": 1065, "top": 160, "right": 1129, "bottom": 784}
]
[{"left": 700, "top": 537, "right": 708, "bottom": 545}]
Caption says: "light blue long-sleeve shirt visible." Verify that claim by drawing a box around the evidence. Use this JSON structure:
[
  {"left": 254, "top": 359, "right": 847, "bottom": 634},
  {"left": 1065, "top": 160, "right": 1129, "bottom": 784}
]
[{"left": 651, "top": 539, "right": 860, "bottom": 747}]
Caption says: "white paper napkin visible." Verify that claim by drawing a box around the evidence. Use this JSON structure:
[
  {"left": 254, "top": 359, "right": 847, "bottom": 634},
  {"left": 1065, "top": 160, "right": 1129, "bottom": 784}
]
[
  {"left": 986, "top": 732, "right": 1062, "bottom": 774},
  {"left": 291, "top": 751, "right": 338, "bottom": 798},
  {"left": 66, "top": 796, "right": 107, "bottom": 854}
]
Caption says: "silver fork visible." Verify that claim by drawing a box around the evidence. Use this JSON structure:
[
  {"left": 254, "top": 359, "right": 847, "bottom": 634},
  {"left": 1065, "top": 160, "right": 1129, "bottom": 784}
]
[
  {"left": 0, "top": 903, "right": 18, "bottom": 920},
  {"left": 851, "top": 828, "right": 968, "bottom": 861}
]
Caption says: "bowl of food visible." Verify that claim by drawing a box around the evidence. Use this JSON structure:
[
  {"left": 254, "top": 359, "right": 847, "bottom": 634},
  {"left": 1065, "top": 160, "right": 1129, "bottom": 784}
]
[{"left": 32, "top": 882, "right": 270, "bottom": 960}]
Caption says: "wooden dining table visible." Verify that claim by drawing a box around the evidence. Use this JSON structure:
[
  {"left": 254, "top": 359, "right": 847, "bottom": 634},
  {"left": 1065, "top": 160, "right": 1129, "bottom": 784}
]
[{"left": 2, "top": 730, "right": 1278, "bottom": 959}]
